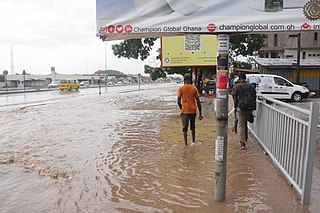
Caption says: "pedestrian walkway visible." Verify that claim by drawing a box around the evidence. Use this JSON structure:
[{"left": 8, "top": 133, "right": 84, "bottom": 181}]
[
  {"left": 0, "top": 87, "right": 49, "bottom": 95},
  {"left": 159, "top": 95, "right": 315, "bottom": 212},
  {"left": 225, "top": 95, "right": 319, "bottom": 212}
]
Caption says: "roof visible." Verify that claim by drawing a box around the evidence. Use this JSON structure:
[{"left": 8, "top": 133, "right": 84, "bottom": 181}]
[
  {"left": 95, "top": 70, "right": 127, "bottom": 77},
  {"left": 253, "top": 58, "right": 320, "bottom": 67},
  {"left": 233, "top": 68, "right": 260, "bottom": 74}
]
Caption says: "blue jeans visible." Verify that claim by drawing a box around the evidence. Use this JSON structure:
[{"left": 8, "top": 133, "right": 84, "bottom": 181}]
[{"left": 233, "top": 111, "right": 238, "bottom": 125}]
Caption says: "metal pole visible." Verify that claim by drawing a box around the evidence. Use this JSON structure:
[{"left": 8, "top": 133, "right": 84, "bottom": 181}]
[
  {"left": 302, "top": 102, "right": 319, "bottom": 204},
  {"left": 138, "top": 73, "right": 141, "bottom": 90},
  {"left": 105, "top": 43, "right": 108, "bottom": 87},
  {"left": 192, "top": 67, "right": 196, "bottom": 86},
  {"left": 296, "top": 33, "right": 301, "bottom": 83},
  {"left": 105, "top": 42, "right": 107, "bottom": 71},
  {"left": 3, "top": 70, "right": 8, "bottom": 93},
  {"left": 5, "top": 76, "right": 7, "bottom": 93},
  {"left": 214, "top": 34, "right": 229, "bottom": 202},
  {"left": 22, "top": 70, "right": 26, "bottom": 91}
]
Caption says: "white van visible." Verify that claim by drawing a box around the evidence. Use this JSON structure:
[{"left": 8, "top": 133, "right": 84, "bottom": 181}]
[{"left": 246, "top": 74, "right": 309, "bottom": 102}]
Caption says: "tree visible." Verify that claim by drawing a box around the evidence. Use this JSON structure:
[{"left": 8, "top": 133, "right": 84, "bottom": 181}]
[
  {"left": 232, "top": 60, "right": 253, "bottom": 69},
  {"left": 112, "top": 38, "right": 157, "bottom": 60},
  {"left": 229, "top": 34, "right": 266, "bottom": 57},
  {"left": 144, "top": 65, "right": 166, "bottom": 81},
  {"left": 229, "top": 34, "right": 267, "bottom": 69},
  {"left": 111, "top": 34, "right": 266, "bottom": 77}
]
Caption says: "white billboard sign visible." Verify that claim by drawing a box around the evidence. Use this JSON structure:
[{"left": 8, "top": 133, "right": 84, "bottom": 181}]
[{"left": 96, "top": 0, "right": 320, "bottom": 41}]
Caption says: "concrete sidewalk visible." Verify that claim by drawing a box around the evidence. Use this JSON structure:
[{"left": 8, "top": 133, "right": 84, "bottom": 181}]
[
  {"left": 223, "top": 95, "right": 319, "bottom": 212},
  {"left": 0, "top": 87, "right": 52, "bottom": 95},
  {"left": 161, "top": 96, "right": 316, "bottom": 212}
]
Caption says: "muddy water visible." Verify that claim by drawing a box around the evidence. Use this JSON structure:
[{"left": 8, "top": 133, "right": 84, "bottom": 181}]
[{"left": 0, "top": 83, "right": 318, "bottom": 212}]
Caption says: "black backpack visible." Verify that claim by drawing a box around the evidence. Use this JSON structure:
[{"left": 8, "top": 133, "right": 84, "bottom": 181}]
[{"left": 237, "top": 84, "right": 256, "bottom": 111}]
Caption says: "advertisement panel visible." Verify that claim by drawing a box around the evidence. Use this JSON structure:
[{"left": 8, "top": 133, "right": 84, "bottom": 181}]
[
  {"left": 161, "top": 35, "right": 217, "bottom": 67},
  {"left": 97, "top": 0, "right": 320, "bottom": 41}
]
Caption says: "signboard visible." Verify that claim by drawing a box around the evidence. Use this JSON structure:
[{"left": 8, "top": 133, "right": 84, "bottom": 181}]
[
  {"left": 216, "top": 55, "right": 229, "bottom": 89},
  {"left": 217, "top": 34, "right": 229, "bottom": 55},
  {"left": 96, "top": 0, "right": 320, "bottom": 41},
  {"left": 215, "top": 136, "right": 224, "bottom": 161},
  {"left": 161, "top": 35, "right": 217, "bottom": 67}
]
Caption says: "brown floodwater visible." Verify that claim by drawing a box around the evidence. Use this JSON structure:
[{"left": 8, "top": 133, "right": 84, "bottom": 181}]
[{"left": 0, "top": 83, "right": 319, "bottom": 213}]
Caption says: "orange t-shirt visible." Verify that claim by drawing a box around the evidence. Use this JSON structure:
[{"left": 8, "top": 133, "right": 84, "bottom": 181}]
[{"left": 177, "top": 84, "right": 200, "bottom": 114}]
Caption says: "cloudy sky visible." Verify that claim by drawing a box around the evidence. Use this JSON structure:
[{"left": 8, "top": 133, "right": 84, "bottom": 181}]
[{"left": 0, "top": 0, "right": 159, "bottom": 75}]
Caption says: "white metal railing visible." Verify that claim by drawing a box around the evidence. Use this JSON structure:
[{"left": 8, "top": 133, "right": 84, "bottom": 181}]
[{"left": 248, "top": 95, "right": 319, "bottom": 204}]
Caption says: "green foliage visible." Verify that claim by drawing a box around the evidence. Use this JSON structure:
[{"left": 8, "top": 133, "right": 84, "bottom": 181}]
[
  {"left": 229, "top": 34, "right": 266, "bottom": 69},
  {"left": 232, "top": 60, "right": 253, "bottom": 69},
  {"left": 198, "top": 66, "right": 215, "bottom": 79},
  {"left": 229, "top": 34, "right": 266, "bottom": 57},
  {"left": 111, "top": 34, "right": 266, "bottom": 79},
  {"left": 112, "top": 38, "right": 157, "bottom": 61},
  {"left": 144, "top": 65, "right": 166, "bottom": 81},
  {"left": 162, "top": 67, "right": 189, "bottom": 76}
]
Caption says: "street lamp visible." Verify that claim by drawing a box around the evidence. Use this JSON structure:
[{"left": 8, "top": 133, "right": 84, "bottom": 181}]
[
  {"left": 3, "top": 70, "right": 8, "bottom": 93},
  {"left": 98, "top": 79, "right": 101, "bottom": 95},
  {"left": 138, "top": 73, "right": 141, "bottom": 90},
  {"left": 22, "top": 70, "right": 26, "bottom": 91}
]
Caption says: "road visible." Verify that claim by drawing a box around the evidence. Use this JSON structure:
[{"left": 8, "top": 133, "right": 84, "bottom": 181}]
[{"left": 0, "top": 84, "right": 143, "bottom": 109}]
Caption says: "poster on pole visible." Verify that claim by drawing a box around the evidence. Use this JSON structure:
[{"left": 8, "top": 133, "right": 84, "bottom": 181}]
[
  {"left": 96, "top": 0, "right": 320, "bottom": 41},
  {"left": 161, "top": 34, "right": 217, "bottom": 67}
]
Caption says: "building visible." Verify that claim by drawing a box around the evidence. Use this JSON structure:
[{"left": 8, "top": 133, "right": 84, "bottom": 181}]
[
  {"left": 1, "top": 70, "right": 151, "bottom": 89},
  {"left": 258, "top": 32, "right": 320, "bottom": 59},
  {"left": 254, "top": 32, "right": 320, "bottom": 91}
]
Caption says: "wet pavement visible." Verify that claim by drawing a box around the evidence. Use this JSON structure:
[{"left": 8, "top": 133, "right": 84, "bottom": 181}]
[{"left": 0, "top": 83, "right": 319, "bottom": 212}]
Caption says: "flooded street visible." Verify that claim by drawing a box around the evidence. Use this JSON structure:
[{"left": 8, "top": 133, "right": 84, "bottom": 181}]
[{"left": 0, "top": 83, "right": 319, "bottom": 212}]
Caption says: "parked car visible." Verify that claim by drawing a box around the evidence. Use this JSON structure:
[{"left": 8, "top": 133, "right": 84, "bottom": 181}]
[
  {"left": 80, "top": 81, "right": 90, "bottom": 87},
  {"left": 246, "top": 74, "right": 309, "bottom": 102},
  {"left": 59, "top": 79, "right": 80, "bottom": 91},
  {"left": 48, "top": 81, "right": 59, "bottom": 88}
]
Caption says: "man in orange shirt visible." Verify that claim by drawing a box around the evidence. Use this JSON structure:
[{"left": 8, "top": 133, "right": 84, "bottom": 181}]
[{"left": 177, "top": 74, "right": 203, "bottom": 145}]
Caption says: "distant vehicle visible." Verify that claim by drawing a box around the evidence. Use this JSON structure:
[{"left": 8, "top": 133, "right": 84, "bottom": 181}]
[
  {"left": 203, "top": 80, "right": 216, "bottom": 94},
  {"left": 48, "top": 81, "right": 59, "bottom": 88},
  {"left": 80, "top": 81, "right": 90, "bottom": 87},
  {"left": 246, "top": 74, "right": 309, "bottom": 102},
  {"left": 59, "top": 79, "right": 80, "bottom": 91}
]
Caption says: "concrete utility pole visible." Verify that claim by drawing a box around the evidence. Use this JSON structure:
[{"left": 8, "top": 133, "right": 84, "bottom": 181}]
[
  {"left": 296, "top": 33, "right": 301, "bottom": 83},
  {"left": 214, "top": 34, "right": 229, "bottom": 202}
]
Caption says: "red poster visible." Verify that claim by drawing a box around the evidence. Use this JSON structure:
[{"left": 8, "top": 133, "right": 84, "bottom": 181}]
[{"left": 216, "top": 71, "right": 228, "bottom": 89}]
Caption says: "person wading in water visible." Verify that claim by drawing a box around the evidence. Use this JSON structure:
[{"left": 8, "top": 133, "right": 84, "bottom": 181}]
[{"left": 177, "top": 74, "right": 203, "bottom": 145}]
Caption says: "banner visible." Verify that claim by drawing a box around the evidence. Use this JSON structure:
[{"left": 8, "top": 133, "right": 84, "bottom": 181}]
[
  {"left": 161, "top": 35, "right": 217, "bottom": 67},
  {"left": 96, "top": 0, "right": 320, "bottom": 41}
]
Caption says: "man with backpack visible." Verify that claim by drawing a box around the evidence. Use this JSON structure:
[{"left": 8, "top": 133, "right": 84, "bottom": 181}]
[{"left": 232, "top": 73, "right": 257, "bottom": 150}]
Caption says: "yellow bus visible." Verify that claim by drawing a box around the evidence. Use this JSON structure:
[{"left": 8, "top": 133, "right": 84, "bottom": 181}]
[{"left": 58, "top": 79, "right": 80, "bottom": 91}]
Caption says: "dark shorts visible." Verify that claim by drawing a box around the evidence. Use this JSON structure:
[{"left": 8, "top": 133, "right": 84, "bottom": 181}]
[{"left": 180, "top": 113, "right": 196, "bottom": 132}]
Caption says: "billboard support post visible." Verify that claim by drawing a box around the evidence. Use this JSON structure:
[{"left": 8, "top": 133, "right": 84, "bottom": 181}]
[
  {"left": 192, "top": 67, "right": 196, "bottom": 86},
  {"left": 214, "top": 34, "right": 229, "bottom": 202}
]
